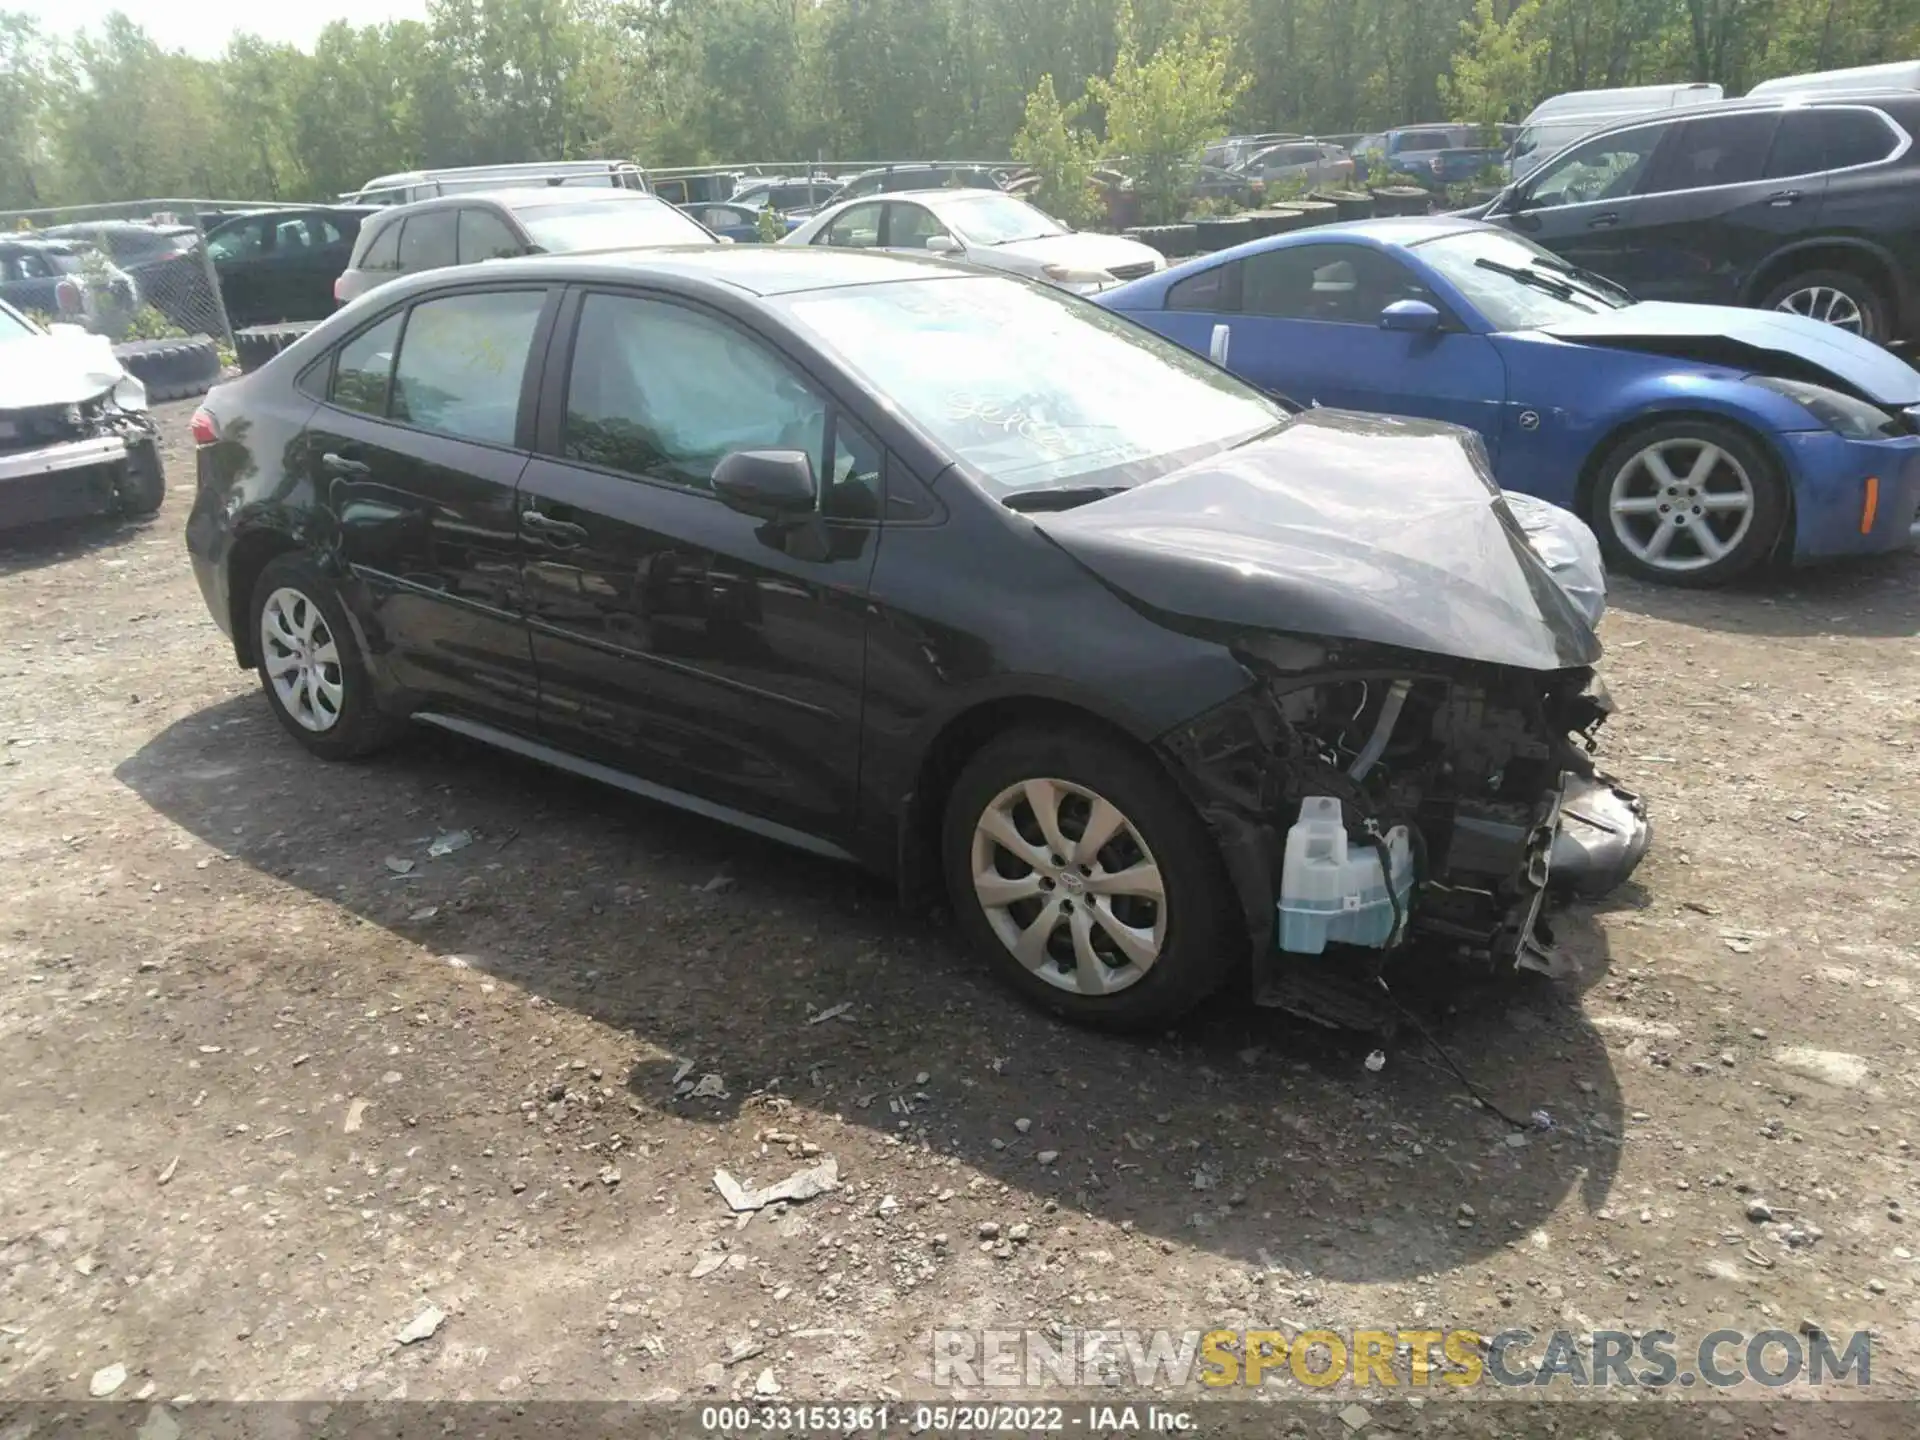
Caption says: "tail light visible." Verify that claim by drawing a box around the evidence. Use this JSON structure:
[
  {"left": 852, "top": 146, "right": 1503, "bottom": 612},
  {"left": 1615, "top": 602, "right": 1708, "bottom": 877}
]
[
  {"left": 189, "top": 407, "right": 219, "bottom": 445},
  {"left": 54, "top": 278, "right": 83, "bottom": 312}
]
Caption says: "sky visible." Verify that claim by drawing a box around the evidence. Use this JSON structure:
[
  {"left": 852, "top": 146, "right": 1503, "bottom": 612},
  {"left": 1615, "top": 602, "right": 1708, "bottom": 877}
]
[{"left": 17, "top": 0, "right": 431, "bottom": 58}]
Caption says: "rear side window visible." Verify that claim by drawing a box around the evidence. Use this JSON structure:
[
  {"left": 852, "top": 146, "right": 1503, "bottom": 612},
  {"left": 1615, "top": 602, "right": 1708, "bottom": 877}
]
[
  {"left": 457, "top": 208, "right": 524, "bottom": 263},
  {"left": 357, "top": 220, "right": 402, "bottom": 273},
  {"left": 390, "top": 289, "right": 545, "bottom": 445},
  {"left": 331, "top": 311, "right": 404, "bottom": 415},
  {"left": 1167, "top": 261, "right": 1241, "bottom": 313},
  {"left": 1766, "top": 107, "right": 1900, "bottom": 178},
  {"left": 1643, "top": 111, "right": 1777, "bottom": 193},
  {"left": 397, "top": 210, "right": 457, "bottom": 273}
]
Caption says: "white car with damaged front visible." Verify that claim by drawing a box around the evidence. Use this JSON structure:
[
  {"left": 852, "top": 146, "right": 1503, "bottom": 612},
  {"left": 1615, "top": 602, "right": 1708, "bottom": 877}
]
[
  {"left": 782, "top": 188, "right": 1164, "bottom": 294},
  {"left": 0, "top": 300, "right": 165, "bottom": 531}
]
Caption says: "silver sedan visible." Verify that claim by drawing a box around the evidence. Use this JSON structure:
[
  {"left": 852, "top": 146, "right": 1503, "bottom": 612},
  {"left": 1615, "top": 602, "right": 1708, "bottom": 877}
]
[{"left": 781, "top": 188, "right": 1164, "bottom": 294}]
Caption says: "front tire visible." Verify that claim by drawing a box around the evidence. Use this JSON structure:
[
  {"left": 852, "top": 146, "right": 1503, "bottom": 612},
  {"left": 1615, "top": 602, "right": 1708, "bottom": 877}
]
[
  {"left": 1587, "top": 419, "right": 1788, "bottom": 587},
  {"left": 941, "top": 726, "right": 1240, "bottom": 1031},
  {"left": 1759, "top": 268, "right": 1890, "bottom": 341},
  {"left": 249, "top": 553, "right": 399, "bottom": 759},
  {"left": 116, "top": 435, "right": 165, "bottom": 517}
]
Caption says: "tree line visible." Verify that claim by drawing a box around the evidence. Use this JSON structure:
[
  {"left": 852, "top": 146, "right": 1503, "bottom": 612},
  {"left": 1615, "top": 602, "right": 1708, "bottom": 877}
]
[{"left": 0, "top": 0, "right": 1916, "bottom": 212}]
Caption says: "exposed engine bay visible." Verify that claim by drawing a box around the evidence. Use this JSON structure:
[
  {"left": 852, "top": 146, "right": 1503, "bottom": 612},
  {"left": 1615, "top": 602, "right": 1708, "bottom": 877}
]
[{"left": 1162, "top": 633, "right": 1649, "bottom": 1029}]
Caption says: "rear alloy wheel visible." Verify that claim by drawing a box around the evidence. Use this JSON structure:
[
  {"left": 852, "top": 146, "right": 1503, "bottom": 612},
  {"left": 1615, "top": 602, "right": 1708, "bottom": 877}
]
[
  {"left": 942, "top": 727, "right": 1238, "bottom": 1030},
  {"left": 1760, "top": 268, "right": 1889, "bottom": 341},
  {"left": 1590, "top": 420, "right": 1787, "bottom": 587},
  {"left": 249, "top": 553, "right": 400, "bottom": 759}
]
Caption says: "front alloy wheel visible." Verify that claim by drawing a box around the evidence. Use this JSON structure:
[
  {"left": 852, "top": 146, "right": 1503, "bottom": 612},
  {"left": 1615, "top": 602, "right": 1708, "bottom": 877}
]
[
  {"left": 970, "top": 777, "right": 1166, "bottom": 997},
  {"left": 942, "top": 727, "right": 1238, "bottom": 1030},
  {"left": 1589, "top": 419, "right": 1787, "bottom": 587}
]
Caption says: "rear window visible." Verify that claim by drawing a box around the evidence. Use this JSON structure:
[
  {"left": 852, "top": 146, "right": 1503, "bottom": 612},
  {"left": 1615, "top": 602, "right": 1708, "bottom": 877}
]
[
  {"left": 1766, "top": 106, "right": 1899, "bottom": 178},
  {"left": 1397, "top": 131, "right": 1452, "bottom": 151}
]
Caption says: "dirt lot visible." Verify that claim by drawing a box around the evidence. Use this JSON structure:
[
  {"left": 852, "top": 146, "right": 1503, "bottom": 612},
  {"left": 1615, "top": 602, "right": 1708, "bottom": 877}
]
[{"left": 2, "top": 400, "right": 1918, "bottom": 1428}]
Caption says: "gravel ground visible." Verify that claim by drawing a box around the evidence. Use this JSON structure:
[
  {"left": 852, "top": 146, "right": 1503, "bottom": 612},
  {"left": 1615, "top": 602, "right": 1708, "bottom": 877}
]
[{"left": 2, "top": 401, "right": 1918, "bottom": 1429}]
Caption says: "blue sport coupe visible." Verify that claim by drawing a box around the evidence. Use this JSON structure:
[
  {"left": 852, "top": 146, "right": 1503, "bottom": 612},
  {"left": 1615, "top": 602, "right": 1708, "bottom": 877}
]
[{"left": 1098, "top": 217, "right": 1920, "bottom": 586}]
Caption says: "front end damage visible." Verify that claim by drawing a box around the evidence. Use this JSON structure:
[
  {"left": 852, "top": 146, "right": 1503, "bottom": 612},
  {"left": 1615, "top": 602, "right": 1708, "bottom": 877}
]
[
  {"left": 1162, "top": 636, "right": 1649, "bottom": 1029},
  {"left": 0, "top": 325, "right": 163, "bottom": 530}
]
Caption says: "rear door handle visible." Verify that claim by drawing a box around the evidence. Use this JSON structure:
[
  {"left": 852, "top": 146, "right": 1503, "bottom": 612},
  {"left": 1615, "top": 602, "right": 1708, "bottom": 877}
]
[
  {"left": 321, "top": 451, "right": 369, "bottom": 476},
  {"left": 522, "top": 509, "right": 588, "bottom": 546},
  {"left": 1586, "top": 212, "right": 1619, "bottom": 229},
  {"left": 1766, "top": 189, "right": 1801, "bottom": 208}
]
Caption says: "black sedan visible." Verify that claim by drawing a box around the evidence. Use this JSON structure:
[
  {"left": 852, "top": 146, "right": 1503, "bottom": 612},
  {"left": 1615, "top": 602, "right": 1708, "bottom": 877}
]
[
  {"left": 184, "top": 248, "right": 1648, "bottom": 1031},
  {"left": 203, "top": 206, "right": 376, "bottom": 326}
]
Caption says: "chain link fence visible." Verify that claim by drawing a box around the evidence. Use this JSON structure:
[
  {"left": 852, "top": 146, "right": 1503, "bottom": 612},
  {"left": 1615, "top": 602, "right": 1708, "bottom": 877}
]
[{"left": 0, "top": 199, "right": 257, "bottom": 347}]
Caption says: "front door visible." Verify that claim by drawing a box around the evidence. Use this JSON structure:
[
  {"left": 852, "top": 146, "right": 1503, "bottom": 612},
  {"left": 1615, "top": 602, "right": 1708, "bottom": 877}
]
[
  {"left": 1146, "top": 241, "right": 1509, "bottom": 452},
  {"left": 1498, "top": 120, "right": 1667, "bottom": 287},
  {"left": 517, "top": 288, "right": 879, "bottom": 841},
  {"left": 308, "top": 286, "right": 554, "bottom": 726}
]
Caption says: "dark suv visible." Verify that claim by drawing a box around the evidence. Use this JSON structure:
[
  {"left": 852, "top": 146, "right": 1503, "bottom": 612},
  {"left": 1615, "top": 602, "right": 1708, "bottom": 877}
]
[{"left": 1477, "top": 92, "right": 1920, "bottom": 340}]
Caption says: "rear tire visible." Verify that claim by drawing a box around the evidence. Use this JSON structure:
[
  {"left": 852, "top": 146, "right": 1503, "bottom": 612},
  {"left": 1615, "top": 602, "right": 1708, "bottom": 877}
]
[
  {"left": 1759, "top": 267, "right": 1889, "bottom": 341},
  {"left": 1587, "top": 419, "right": 1788, "bottom": 587},
  {"left": 941, "top": 726, "right": 1240, "bottom": 1031},
  {"left": 249, "top": 553, "right": 401, "bottom": 760},
  {"left": 116, "top": 435, "right": 166, "bottom": 517}
]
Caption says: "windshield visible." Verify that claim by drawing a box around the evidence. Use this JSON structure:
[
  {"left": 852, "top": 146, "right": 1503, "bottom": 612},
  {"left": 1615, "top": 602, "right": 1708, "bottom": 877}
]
[
  {"left": 783, "top": 275, "right": 1283, "bottom": 494},
  {"left": 940, "top": 193, "right": 1066, "bottom": 246},
  {"left": 514, "top": 198, "right": 715, "bottom": 251},
  {"left": 1417, "top": 230, "right": 1632, "bottom": 329}
]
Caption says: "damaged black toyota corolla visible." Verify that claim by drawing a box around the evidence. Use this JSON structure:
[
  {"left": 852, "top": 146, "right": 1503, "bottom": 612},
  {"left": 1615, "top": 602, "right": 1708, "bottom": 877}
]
[{"left": 184, "top": 248, "right": 1650, "bottom": 1031}]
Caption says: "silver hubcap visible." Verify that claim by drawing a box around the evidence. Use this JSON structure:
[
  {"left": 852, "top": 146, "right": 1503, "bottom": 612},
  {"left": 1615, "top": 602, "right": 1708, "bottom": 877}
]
[
  {"left": 970, "top": 778, "right": 1165, "bottom": 997},
  {"left": 1775, "top": 285, "right": 1867, "bottom": 336},
  {"left": 261, "top": 586, "right": 344, "bottom": 732},
  {"left": 1607, "top": 438, "right": 1755, "bottom": 573}
]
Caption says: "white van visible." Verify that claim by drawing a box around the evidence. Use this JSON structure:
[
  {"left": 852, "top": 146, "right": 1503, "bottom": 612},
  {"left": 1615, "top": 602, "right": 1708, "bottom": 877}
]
[
  {"left": 342, "top": 161, "right": 650, "bottom": 206},
  {"left": 1509, "top": 82, "right": 1723, "bottom": 180},
  {"left": 1748, "top": 60, "right": 1920, "bottom": 99}
]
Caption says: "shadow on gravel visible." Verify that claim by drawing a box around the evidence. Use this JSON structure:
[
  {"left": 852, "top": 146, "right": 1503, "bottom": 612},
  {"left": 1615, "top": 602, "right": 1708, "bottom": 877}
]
[
  {"left": 117, "top": 692, "right": 1625, "bottom": 1285},
  {"left": 0, "top": 512, "right": 159, "bottom": 579},
  {"left": 1610, "top": 547, "right": 1920, "bottom": 640}
]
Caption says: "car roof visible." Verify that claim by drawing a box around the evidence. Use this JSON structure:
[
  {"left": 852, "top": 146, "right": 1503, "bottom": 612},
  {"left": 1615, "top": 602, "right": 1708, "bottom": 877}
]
[
  {"left": 1270, "top": 216, "right": 1487, "bottom": 248},
  {"left": 368, "top": 245, "right": 974, "bottom": 301},
  {"left": 1572, "top": 89, "right": 1920, "bottom": 139},
  {"left": 368, "top": 188, "right": 671, "bottom": 219}
]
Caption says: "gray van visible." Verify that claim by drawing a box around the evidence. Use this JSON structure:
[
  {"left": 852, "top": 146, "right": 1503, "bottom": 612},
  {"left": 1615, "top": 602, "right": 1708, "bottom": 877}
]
[{"left": 342, "top": 161, "right": 649, "bottom": 206}]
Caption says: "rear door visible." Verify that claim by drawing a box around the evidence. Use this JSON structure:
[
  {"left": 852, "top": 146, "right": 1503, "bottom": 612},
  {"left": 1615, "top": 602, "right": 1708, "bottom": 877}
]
[
  {"left": 516, "top": 288, "right": 880, "bottom": 841},
  {"left": 880, "top": 201, "right": 956, "bottom": 255},
  {"left": 305, "top": 285, "right": 554, "bottom": 726},
  {"left": 1608, "top": 108, "right": 1784, "bottom": 303},
  {"left": 207, "top": 216, "right": 273, "bottom": 324}
]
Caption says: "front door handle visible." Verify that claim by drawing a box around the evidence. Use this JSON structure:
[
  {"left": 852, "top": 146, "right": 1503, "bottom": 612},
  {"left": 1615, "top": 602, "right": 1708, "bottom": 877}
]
[
  {"left": 1586, "top": 211, "right": 1619, "bottom": 229},
  {"left": 1209, "top": 322, "right": 1231, "bottom": 366},
  {"left": 321, "top": 451, "right": 370, "bottom": 477},
  {"left": 1766, "top": 189, "right": 1801, "bottom": 208},
  {"left": 522, "top": 509, "right": 588, "bottom": 546}
]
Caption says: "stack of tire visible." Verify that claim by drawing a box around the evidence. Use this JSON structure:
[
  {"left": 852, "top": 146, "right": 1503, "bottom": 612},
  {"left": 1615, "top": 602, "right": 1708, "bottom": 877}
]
[
  {"left": 235, "top": 322, "right": 318, "bottom": 375},
  {"left": 110, "top": 335, "right": 221, "bottom": 403},
  {"left": 1286, "top": 199, "right": 1340, "bottom": 230},
  {"left": 1311, "top": 189, "right": 1376, "bottom": 222},
  {"left": 1370, "top": 186, "right": 1433, "bottom": 218},
  {"left": 1123, "top": 224, "right": 1200, "bottom": 260},
  {"left": 1193, "top": 215, "right": 1260, "bottom": 253}
]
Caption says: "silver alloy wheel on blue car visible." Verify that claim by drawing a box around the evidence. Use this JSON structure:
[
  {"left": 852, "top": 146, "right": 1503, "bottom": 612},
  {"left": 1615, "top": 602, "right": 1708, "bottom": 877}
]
[{"left": 1605, "top": 437, "right": 1757, "bottom": 576}]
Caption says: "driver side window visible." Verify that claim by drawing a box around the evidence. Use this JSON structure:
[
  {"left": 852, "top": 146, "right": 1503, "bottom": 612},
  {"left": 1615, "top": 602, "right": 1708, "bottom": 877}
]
[
  {"left": 1527, "top": 124, "right": 1665, "bottom": 207},
  {"left": 820, "top": 202, "right": 883, "bottom": 249},
  {"left": 563, "top": 292, "right": 828, "bottom": 493}
]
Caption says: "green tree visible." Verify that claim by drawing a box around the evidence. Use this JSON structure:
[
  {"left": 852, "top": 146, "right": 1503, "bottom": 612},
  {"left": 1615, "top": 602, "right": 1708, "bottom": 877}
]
[
  {"left": 1011, "top": 74, "right": 1102, "bottom": 226},
  {"left": 1087, "top": 1, "right": 1246, "bottom": 222}
]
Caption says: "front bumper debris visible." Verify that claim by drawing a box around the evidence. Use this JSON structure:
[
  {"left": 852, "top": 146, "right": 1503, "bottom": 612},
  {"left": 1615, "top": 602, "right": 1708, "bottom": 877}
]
[
  {"left": 1162, "top": 648, "right": 1651, "bottom": 1029},
  {"left": 0, "top": 412, "right": 155, "bottom": 529},
  {"left": 0, "top": 434, "right": 128, "bottom": 483}
]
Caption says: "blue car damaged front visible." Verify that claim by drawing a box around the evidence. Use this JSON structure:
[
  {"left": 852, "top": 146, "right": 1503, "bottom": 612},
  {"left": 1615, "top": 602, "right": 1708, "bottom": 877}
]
[{"left": 1098, "top": 216, "right": 1920, "bottom": 586}]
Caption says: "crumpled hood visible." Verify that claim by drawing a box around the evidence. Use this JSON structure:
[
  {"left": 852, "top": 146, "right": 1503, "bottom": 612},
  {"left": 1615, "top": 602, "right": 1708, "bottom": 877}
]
[
  {"left": 1535, "top": 301, "right": 1920, "bottom": 407},
  {"left": 1030, "top": 411, "right": 1602, "bottom": 673},
  {"left": 990, "top": 231, "right": 1162, "bottom": 275},
  {"left": 0, "top": 328, "right": 126, "bottom": 408}
]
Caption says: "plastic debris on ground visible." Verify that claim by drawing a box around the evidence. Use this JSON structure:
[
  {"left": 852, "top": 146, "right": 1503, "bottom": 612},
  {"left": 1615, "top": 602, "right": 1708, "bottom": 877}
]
[{"left": 713, "top": 1157, "right": 839, "bottom": 1213}]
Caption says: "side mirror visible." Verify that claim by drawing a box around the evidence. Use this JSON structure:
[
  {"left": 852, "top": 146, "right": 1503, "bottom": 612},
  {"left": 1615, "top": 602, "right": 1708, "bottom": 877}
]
[
  {"left": 1380, "top": 299, "right": 1441, "bottom": 334},
  {"left": 924, "top": 234, "right": 962, "bottom": 255},
  {"left": 712, "top": 449, "right": 817, "bottom": 520}
]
